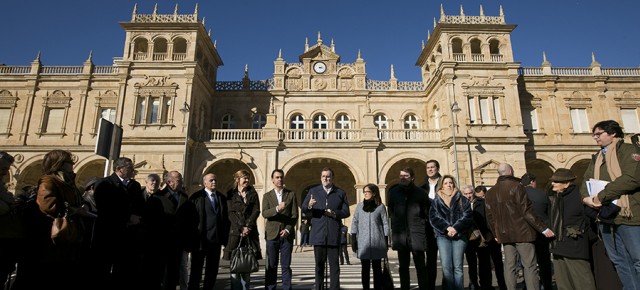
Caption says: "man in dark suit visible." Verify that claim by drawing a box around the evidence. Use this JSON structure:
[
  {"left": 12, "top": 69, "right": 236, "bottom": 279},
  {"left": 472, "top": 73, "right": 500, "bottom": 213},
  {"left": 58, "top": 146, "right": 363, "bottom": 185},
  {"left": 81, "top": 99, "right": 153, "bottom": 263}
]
[
  {"left": 187, "top": 173, "right": 229, "bottom": 290},
  {"left": 144, "top": 170, "right": 198, "bottom": 290},
  {"left": 262, "top": 169, "right": 298, "bottom": 290},
  {"left": 93, "top": 157, "right": 146, "bottom": 289},
  {"left": 419, "top": 160, "right": 441, "bottom": 290},
  {"left": 301, "top": 167, "right": 350, "bottom": 290}
]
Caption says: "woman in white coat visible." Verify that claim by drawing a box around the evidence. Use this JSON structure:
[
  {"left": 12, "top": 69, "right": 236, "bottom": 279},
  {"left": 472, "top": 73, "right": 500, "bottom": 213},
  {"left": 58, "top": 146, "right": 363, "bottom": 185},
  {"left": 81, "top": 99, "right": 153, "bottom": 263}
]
[{"left": 350, "top": 183, "right": 389, "bottom": 290}]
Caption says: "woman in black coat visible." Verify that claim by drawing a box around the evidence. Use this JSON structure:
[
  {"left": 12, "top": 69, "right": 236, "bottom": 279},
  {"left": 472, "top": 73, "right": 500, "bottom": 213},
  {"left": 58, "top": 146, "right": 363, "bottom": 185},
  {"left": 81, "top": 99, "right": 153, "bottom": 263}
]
[{"left": 223, "top": 170, "right": 262, "bottom": 290}]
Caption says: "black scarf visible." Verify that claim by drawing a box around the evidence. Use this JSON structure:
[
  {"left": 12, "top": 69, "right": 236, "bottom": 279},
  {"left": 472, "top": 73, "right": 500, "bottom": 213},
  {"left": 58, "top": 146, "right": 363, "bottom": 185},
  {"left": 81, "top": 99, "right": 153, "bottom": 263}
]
[{"left": 363, "top": 199, "right": 377, "bottom": 212}]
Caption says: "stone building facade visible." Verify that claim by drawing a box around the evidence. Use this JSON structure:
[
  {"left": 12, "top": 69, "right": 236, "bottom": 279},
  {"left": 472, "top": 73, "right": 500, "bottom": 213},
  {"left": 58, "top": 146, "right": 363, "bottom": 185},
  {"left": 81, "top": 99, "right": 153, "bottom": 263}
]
[{"left": 1, "top": 5, "right": 639, "bottom": 233}]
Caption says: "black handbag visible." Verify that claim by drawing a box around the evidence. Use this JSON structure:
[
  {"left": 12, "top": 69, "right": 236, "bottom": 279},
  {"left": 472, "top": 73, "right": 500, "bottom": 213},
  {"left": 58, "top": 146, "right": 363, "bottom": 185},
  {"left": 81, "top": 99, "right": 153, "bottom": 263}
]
[
  {"left": 230, "top": 237, "right": 259, "bottom": 273},
  {"left": 382, "top": 256, "right": 395, "bottom": 290}
]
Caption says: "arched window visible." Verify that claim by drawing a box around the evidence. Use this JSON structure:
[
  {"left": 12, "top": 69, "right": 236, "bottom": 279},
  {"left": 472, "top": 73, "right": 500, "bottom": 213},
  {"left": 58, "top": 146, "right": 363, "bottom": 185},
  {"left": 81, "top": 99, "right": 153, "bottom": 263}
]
[
  {"left": 133, "top": 38, "right": 148, "bottom": 60},
  {"left": 489, "top": 39, "right": 502, "bottom": 62},
  {"left": 173, "top": 37, "right": 187, "bottom": 61},
  {"left": 335, "top": 114, "right": 351, "bottom": 139},
  {"left": 404, "top": 114, "right": 419, "bottom": 139},
  {"left": 470, "top": 38, "right": 483, "bottom": 61},
  {"left": 451, "top": 38, "right": 463, "bottom": 61},
  {"left": 221, "top": 114, "right": 235, "bottom": 129},
  {"left": 252, "top": 114, "right": 266, "bottom": 129},
  {"left": 289, "top": 114, "right": 305, "bottom": 139},
  {"left": 374, "top": 114, "right": 388, "bottom": 139},
  {"left": 153, "top": 38, "right": 168, "bottom": 61},
  {"left": 313, "top": 114, "right": 328, "bottom": 139}
]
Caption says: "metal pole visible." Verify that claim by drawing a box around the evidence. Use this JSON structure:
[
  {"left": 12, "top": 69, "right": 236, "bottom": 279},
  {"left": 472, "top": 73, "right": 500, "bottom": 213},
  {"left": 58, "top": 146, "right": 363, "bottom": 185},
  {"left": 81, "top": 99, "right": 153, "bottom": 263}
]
[
  {"left": 451, "top": 102, "right": 460, "bottom": 183},
  {"left": 180, "top": 102, "right": 190, "bottom": 191}
]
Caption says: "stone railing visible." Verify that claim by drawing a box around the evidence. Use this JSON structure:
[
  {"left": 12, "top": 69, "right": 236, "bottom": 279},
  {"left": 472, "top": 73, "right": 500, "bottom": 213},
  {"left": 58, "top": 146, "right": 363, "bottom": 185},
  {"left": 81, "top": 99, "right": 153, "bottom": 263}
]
[
  {"left": 366, "top": 79, "right": 391, "bottom": 91},
  {"left": 441, "top": 15, "right": 504, "bottom": 25},
  {"left": 215, "top": 79, "right": 273, "bottom": 91},
  {"left": 134, "top": 52, "right": 147, "bottom": 60},
  {"left": 152, "top": 53, "right": 167, "bottom": 61},
  {"left": 490, "top": 54, "right": 503, "bottom": 62},
  {"left": 397, "top": 81, "right": 425, "bottom": 91},
  {"left": 471, "top": 54, "right": 484, "bottom": 62},
  {"left": 0, "top": 66, "right": 31, "bottom": 74},
  {"left": 519, "top": 67, "right": 640, "bottom": 76},
  {"left": 40, "top": 66, "right": 83, "bottom": 74},
  {"left": 453, "top": 53, "right": 466, "bottom": 61},
  {"left": 133, "top": 13, "right": 197, "bottom": 23},
  {"left": 209, "top": 129, "right": 262, "bottom": 141},
  {"left": 378, "top": 129, "right": 441, "bottom": 141},
  {"left": 281, "top": 129, "right": 361, "bottom": 141},
  {"left": 172, "top": 53, "right": 187, "bottom": 61},
  {"left": 93, "top": 66, "right": 119, "bottom": 74}
]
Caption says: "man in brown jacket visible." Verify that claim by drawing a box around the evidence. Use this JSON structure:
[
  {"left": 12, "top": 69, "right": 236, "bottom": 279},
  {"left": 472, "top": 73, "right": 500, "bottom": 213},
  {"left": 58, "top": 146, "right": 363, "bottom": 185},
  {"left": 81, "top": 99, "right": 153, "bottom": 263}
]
[{"left": 485, "top": 163, "right": 555, "bottom": 290}]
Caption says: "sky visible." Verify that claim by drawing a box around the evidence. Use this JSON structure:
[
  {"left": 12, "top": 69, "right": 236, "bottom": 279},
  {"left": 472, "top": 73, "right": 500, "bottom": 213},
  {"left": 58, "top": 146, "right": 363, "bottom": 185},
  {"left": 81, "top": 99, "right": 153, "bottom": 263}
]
[{"left": 1, "top": 0, "right": 639, "bottom": 82}]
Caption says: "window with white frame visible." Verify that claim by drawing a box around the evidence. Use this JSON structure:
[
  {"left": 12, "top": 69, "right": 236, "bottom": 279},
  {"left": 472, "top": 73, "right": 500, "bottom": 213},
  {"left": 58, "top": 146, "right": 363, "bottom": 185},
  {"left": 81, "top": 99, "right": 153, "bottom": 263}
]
[
  {"left": 522, "top": 108, "right": 539, "bottom": 133},
  {"left": 493, "top": 98, "right": 502, "bottom": 124},
  {"left": 621, "top": 108, "right": 640, "bottom": 133},
  {"left": 289, "top": 114, "right": 305, "bottom": 140},
  {"left": 468, "top": 95, "right": 503, "bottom": 125},
  {"left": 335, "top": 114, "right": 351, "bottom": 140},
  {"left": 468, "top": 98, "right": 476, "bottom": 124},
  {"left": 313, "top": 114, "right": 328, "bottom": 139},
  {"left": 479, "top": 97, "right": 491, "bottom": 124},
  {"left": 404, "top": 114, "right": 419, "bottom": 129},
  {"left": 134, "top": 95, "right": 172, "bottom": 125},
  {"left": 221, "top": 114, "right": 236, "bottom": 129},
  {"left": 374, "top": 114, "right": 389, "bottom": 139},
  {"left": 252, "top": 114, "right": 266, "bottom": 129},
  {"left": 570, "top": 108, "right": 589, "bottom": 133}
]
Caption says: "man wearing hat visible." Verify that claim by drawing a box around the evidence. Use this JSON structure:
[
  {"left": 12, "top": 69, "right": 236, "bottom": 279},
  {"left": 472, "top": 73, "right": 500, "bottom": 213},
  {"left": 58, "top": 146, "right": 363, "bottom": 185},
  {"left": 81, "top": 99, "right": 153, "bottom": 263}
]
[{"left": 548, "top": 168, "right": 596, "bottom": 290}]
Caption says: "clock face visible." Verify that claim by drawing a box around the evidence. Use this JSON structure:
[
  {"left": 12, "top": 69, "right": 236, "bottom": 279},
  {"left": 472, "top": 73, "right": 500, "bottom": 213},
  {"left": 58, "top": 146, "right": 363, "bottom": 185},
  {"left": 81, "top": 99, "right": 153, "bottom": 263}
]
[{"left": 313, "top": 62, "right": 327, "bottom": 74}]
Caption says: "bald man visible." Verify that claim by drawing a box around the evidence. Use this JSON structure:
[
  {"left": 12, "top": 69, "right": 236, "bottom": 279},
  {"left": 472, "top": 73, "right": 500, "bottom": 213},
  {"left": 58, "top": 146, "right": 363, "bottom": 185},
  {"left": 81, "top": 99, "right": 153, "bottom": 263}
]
[
  {"left": 485, "top": 163, "right": 554, "bottom": 290},
  {"left": 188, "top": 173, "right": 229, "bottom": 290}
]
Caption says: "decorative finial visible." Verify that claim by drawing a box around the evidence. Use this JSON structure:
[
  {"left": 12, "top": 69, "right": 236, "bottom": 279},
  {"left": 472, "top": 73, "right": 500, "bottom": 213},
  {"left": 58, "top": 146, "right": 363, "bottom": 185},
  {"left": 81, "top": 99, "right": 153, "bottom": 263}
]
[
  {"left": 542, "top": 51, "right": 551, "bottom": 66},
  {"left": 427, "top": 30, "right": 430, "bottom": 40},
  {"left": 480, "top": 5, "right": 484, "bottom": 16},
  {"left": 422, "top": 40, "right": 425, "bottom": 49},
  {"left": 317, "top": 31, "right": 322, "bottom": 44},
  {"left": 131, "top": 3, "right": 138, "bottom": 21},
  {"left": 153, "top": 3, "right": 158, "bottom": 15},
  {"left": 500, "top": 5, "right": 504, "bottom": 16},
  {"left": 208, "top": 29, "right": 211, "bottom": 37},
  {"left": 460, "top": 5, "right": 464, "bottom": 16},
  {"left": 87, "top": 50, "right": 93, "bottom": 62},
  {"left": 35, "top": 51, "right": 41, "bottom": 61},
  {"left": 390, "top": 64, "right": 396, "bottom": 80},
  {"left": 440, "top": 3, "right": 445, "bottom": 17},
  {"left": 194, "top": 3, "right": 199, "bottom": 14},
  {"left": 244, "top": 64, "right": 249, "bottom": 80},
  {"left": 591, "top": 52, "right": 601, "bottom": 67},
  {"left": 213, "top": 40, "right": 217, "bottom": 48},
  {"left": 202, "top": 17, "right": 205, "bottom": 26},
  {"left": 305, "top": 37, "right": 309, "bottom": 52},
  {"left": 174, "top": 3, "right": 178, "bottom": 15},
  {"left": 331, "top": 38, "right": 335, "bottom": 52},
  {"left": 357, "top": 49, "right": 362, "bottom": 60},
  {"left": 278, "top": 49, "right": 282, "bottom": 59}
]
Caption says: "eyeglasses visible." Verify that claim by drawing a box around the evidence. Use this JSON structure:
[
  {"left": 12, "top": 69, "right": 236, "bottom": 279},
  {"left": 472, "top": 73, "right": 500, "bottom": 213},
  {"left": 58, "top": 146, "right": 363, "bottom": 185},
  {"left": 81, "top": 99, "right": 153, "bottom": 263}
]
[
  {"left": 363, "top": 190, "right": 373, "bottom": 194},
  {"left": 592, "top": 131, "right": 606, "bottom": 137}
]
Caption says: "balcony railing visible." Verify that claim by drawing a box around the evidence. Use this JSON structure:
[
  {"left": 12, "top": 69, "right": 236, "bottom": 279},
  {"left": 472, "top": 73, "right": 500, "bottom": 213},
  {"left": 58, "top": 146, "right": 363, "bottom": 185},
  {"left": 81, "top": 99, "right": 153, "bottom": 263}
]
[
  {"left": 490, "top": 54, "right": 503, "bottom": 62},
  {"left": 471, "top": 54, "right": 484, "bottom": 62},
  {"left": 281, "top": 129, "right": 361, "bottom": 141},
  {"left": 0, "top": 66, "right": 30, "bottom": 74},
  {"left": 378, "top": 129, "right": 441, "bottom": 141},
  {"left": 453, "top": 53, "right": 466, "bottom": 61},
  {"left": 172, "top": 53, "right": 187, "bottom": 61},
  {"left": 40, "top": 66, "right": 83, "bottom": 74},
  {"left": 133, "top": 52, "right": 147, "bottom": 60},
  {"left": 152, "top": 53, "right": 167, "bottom": 61},
  {"left": 207, "top": 128, "right": 442, "bottom": 143},
  {"left": 209, "top": 129, "right": 262, "bottom": 141}
]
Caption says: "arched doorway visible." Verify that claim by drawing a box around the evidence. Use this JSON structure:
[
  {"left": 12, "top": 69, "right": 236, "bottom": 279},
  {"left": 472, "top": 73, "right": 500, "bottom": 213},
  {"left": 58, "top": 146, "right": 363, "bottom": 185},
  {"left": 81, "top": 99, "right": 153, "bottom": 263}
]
[
  {"left": 76, "top": 159, "right": 106, "bottom": 189},
  {"left": 570, "top": 159, "right": 591, "bottom": 190},
  {"left": 383, "top": 158, "right": 427, "bottom": 202},
  {"left": 525, "top": 159, "right": 555, "bottom": 190},
  {"left": 15, "top": 160, "right": 43, "bottom": 191}
]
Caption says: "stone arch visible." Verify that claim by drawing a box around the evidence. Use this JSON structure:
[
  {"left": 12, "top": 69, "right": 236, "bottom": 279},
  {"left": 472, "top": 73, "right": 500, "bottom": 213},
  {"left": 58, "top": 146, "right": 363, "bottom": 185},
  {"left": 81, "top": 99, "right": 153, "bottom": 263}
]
[
  {"left": 133, "top": 37, "right": 149, "bottom": 54},
  {"left": 337, "top": 66, "right": 355, "bottom": 77},
  {"left": 281, "top": 153, "right": 364, "bottom": 185},
  {"left": 451, "top": 37, "right": 463, "bottom": 54},
  {"left": 286, "top": 110, "right": 307, "bottom": 120},
  {"left": 569, "top": 159, "right": 591, "bottom": 190},
  {"left": 202, "top": 158, "right": 257, "bottom": 195},
  {"left": 470, "top": 38, "right": 482, "bottom": 54},
  {"left": 379, "top": 152, "right": 428, "bottom": 183},
  {"left": 488, "top": 38, "right": 501, "bottom": 54},
  {"left": 14, "top": 156, "right": 45, "bottom": 192},
  {"left": 153, "top": 37, "right": 168, "bottom": 54},
  {"left": 524, "top": 159, "right": 556, "bottom": 190},
  {"left": 75, "top": 158, "right": 107, "bottom": 189},
  {"left": 172, "top": 36, "right": 188, "bottom": 54},
  {"left": 285, "top": 66, "right": 302, "bottom": 77}
]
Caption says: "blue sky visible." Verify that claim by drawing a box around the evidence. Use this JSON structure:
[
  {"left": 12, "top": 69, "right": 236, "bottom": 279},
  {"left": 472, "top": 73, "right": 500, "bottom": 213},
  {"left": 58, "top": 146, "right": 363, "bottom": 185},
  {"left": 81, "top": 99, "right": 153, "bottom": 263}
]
[{"left": 1, "top": 0, "right": 639, "bottom": 81}]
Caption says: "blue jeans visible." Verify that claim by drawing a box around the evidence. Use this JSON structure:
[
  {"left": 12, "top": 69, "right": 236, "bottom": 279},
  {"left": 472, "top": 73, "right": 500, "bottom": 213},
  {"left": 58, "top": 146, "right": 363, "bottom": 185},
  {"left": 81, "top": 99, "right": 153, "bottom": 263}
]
[
  {"left": 601, "top": 224, "right": 640, "bottom": 290},
  {"left": 436, "top": 236, "right": 467, "bottom": 290}
]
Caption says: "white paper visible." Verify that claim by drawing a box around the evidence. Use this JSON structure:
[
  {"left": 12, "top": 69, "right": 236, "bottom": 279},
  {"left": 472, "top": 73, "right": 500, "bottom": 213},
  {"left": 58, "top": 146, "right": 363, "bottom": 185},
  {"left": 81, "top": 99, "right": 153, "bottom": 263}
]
[{"left": 586, "top": 178, "right": 618, "bottom": 205}]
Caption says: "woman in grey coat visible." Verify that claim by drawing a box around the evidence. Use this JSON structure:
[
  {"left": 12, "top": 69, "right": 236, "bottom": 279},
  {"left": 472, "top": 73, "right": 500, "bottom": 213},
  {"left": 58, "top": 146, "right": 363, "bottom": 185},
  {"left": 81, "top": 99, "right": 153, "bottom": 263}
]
[{"left": 350, "top": 183, "right": 389, "bottom": 290}]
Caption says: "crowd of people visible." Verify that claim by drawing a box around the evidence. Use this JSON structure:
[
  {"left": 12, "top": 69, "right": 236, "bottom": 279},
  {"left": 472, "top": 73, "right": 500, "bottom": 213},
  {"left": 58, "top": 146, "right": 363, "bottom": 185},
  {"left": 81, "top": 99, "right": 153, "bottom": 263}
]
[{"left": 0, "top": 119, "right": 639, "bottom": 290}]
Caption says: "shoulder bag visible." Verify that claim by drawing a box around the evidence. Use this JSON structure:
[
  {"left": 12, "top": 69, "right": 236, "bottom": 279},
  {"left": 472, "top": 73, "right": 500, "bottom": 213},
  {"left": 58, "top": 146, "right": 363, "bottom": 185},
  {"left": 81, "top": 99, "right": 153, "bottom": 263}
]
[{"left": 229, "top": 236, "right": 259, "bottom": 273}]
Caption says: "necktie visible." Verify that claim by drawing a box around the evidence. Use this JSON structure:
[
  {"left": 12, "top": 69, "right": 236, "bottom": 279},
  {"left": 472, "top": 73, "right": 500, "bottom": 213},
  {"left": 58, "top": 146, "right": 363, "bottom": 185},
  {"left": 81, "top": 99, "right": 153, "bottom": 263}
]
[{"left": 210, "top": 193, "right": 218, "bottom": 212}]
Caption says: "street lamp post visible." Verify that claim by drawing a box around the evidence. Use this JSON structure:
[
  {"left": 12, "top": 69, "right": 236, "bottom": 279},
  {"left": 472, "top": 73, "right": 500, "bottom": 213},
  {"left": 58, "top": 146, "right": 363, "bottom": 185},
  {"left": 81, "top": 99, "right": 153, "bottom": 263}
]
[
  {"left": 180, "top": 101, "right": 190, "bottom": 191},
  {"left": 451, "top": 101, "right": 461, "bottom": 183}
]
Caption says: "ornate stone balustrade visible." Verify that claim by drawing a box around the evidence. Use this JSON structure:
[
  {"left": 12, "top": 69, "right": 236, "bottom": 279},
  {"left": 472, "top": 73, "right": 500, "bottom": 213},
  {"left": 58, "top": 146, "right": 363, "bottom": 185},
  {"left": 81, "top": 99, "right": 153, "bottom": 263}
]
[
  {"left": 281, "top": 129, "right": 361, "bottom": 142},
  {"left": 397, "top": 81, "right": 425, "bottom": 91},
  {"left": 453, "top": 53, "right": 466, "bottom": 61},
  {"left": 472, "top": 54, "right": 484, "bottom": 62},
  {"left": 551, "top": 68, "right": 591, "bottom": 76},
  {"left": 209, "top": 129, "right": 262, "bottom": 141},
  {"left": 518, "top": 67, "right": 542, "bottom": 75},
  {"left": 94, "top": 66, "right": 119, "bottom": 74},
  {"left": 441, "top": 15, "right": 504, "bottom": 25},
  {"left": 215, "top": 80, "right": 273, "bottom": 91},
  {"left": 366, "top": 79, "right": 391, "bottom": 91},
  {"left": 0, "top": 66, "right": 31, "bottom": 74},
  {"left": 152, "top": 53, "right": 167, "bottom": 61},
  {"left": 378, "top": 129, "right": 441, "bottom": 141},
  {"left": 490, "top": 54, "right": 503, "bottom": 62},
  {"left": 134, "top": 52, "right": 147, "bottom": 60},
  {"left": 172, "top": 53, "right": 187, "bottom": 61},
  {"left": 602, "top": 68, "right": 640, "bottom": 76},
  {"left": 40, "top": 66, "right": 83, "bottom": 74},
  {"left": 133, "top": 13, "right": 197, "bottom": 23}
]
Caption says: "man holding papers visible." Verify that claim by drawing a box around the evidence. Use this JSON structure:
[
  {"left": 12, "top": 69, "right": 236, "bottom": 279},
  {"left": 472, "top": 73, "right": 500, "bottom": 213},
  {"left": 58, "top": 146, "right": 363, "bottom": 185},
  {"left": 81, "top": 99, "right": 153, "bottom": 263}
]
[{"left": 581, "top": 120, "right": 640, "bottom": 290}]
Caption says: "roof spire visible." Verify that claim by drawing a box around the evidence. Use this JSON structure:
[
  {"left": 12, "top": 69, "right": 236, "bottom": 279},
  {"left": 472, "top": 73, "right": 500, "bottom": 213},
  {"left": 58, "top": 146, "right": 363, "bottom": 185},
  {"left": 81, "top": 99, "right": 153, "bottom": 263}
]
[
  {"left": 433, "top": 17, "right": 437, "bottom": 29},
  {"left": 244, "top": 64, "right": 249, "bottom": 79},
  {"left": 427, "top": 30, "right": 430, "bottom": 40},
  {"left": 440, "top": 3, "right": 445, "bottom": 17},
  {"left": 542, "top": 51, "right": 551, "bottom": 66},
  {"left": 590, "top": 52, "right": 601, "bottom": 67},
  {"left": 331, "top": 38, "right": 335, "bottom": 52},
  {"left": 174, "top": 3, "right": 178, "bottom": 15},
  {"left": 390, "top": 64, "right": 396, "bottom": 80},
  {"left": 87, "top": 50, "right": 93, "bottom": 62},
  {"left": 35, "top": 51, "right": 41, "bottom": 62},
  {"left": 278, "top": 49, "right": 282, "bottom": 59},
  {"left": 500, "top": 5, "right": 504, "bottom": 17},
  {"left": 480, "top": 5, "right": 484, "bottom": 16},
  {"left": 317, "top": 31, "right": 322, "bottom": 44},
  {"left": 213, "top": 40, "right": 217, "bottom": 48},
  {"left": 422, "top": 40, "right": 425, "bottom": 49},
  {"left": 305, "top": 37, "right": 309, "bottom": 52},
  {"left": 208, "top": 29, "right": 211, "bottom": 37},
  {"left": 202, "top": 17, "right": 205, "bottom": 26},
  {"left": 194, "top": 3, "right": 198, "bottom": 19},
  {"left": 460, "top": 4, "right": 464, "bottom": 16},
  {"left": 131, "top": 3, "right": 138, "bottom": 21},
  {"left": 153, "top": 3, "right": 158, "bottom": 15},
  {"left": 357, "top": 49, "right": 362, "bottom": 60}
]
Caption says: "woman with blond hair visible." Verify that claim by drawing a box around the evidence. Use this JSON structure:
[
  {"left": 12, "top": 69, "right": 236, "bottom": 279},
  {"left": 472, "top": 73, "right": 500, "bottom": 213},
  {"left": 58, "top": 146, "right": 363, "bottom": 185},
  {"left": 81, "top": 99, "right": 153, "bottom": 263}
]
[
  {"left": 223, "top": 170, "right": 262, "bottom": 290},
  {"left": 429, "top": 175, "right": 472, "bottom": 290}
]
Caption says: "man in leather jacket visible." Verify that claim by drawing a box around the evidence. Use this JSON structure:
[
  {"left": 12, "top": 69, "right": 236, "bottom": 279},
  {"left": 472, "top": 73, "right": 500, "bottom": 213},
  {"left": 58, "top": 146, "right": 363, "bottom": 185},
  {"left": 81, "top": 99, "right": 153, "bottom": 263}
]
[{"left": 485, "top": 163, "right": 555, "bottom": 290}]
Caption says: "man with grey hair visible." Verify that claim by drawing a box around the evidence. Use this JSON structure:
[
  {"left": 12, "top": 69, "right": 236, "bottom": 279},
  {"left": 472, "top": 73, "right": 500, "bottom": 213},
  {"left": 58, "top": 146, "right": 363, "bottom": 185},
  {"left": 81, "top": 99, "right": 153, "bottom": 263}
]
[
  {"left": 142, "top": 173, "right": 161, "bottom": 200},
  {"left": 485, "top": 163, "right": 554, "bottom": 290}
]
